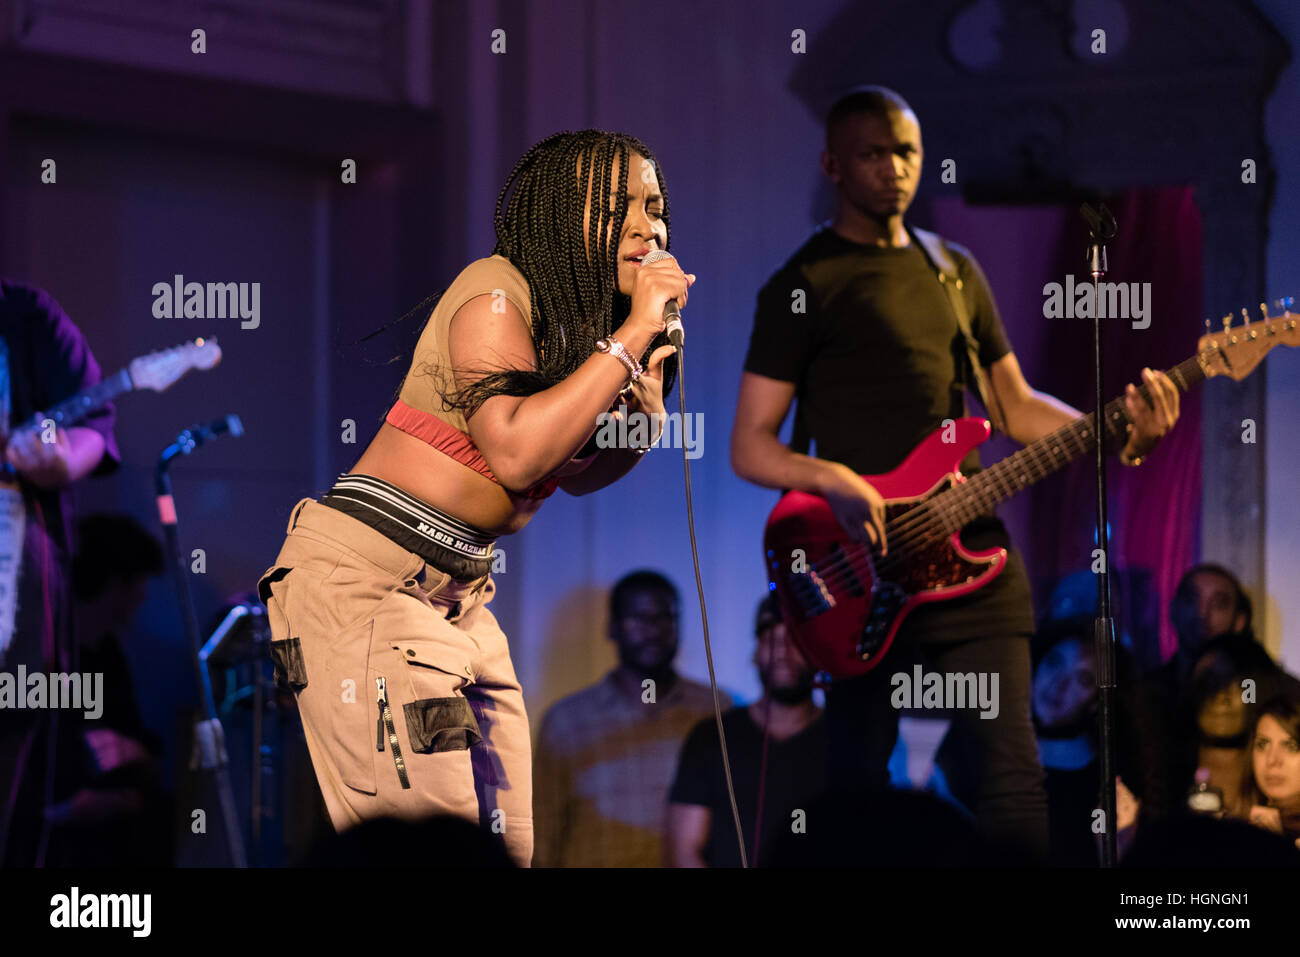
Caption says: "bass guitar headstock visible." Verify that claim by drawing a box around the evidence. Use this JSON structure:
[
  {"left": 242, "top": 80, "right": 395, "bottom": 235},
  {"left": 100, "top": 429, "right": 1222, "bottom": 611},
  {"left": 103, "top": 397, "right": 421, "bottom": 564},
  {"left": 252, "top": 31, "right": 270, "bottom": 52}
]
[{"left": 1198, "top": 300, "right": 1298, "bottom": 381}]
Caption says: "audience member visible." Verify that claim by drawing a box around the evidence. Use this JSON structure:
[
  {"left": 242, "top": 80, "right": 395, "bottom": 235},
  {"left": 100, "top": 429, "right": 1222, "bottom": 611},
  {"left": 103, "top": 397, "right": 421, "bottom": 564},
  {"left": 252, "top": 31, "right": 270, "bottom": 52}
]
[
  {"left": 43, "top": 513, "right": 170, "bottom": 866},
  {"left": 666, "top": 593, "right": 826, "bottom": 867},
  {"left": 1123, "top": 562, "right": 1289, "bottom": 821},
  {"left": 532, "top": 570, "right": 730, "bottom": 866},
  {"left": 1239, "top": 693, "right": 1300, "bottom": 849}
]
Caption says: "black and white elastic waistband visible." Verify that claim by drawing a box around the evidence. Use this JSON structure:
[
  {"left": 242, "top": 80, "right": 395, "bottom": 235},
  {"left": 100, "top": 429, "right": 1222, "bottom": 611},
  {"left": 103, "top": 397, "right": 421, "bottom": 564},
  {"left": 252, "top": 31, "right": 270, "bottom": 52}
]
[{"left": 317, "top": 473, "right": 497, "bottom": 560}]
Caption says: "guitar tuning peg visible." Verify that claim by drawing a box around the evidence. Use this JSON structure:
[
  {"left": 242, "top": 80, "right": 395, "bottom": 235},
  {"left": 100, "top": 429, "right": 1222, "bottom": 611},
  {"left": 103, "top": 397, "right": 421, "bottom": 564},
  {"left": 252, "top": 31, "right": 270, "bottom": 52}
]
[
  {"left": 1241, "top": 307, "right": 1250, "bottom": 323},
  {"left": 1259, "top": 302, "right": 1269, "bottom": 321},
  {"left": 1222, "top": 313, "right": 1232, "bottom": 330},
  {"left": 1286, "top": 296, "right": 1295, "bottom": 313},
  {"left": 1204, "top": 317, "right": 1212, "bottom": 335}
]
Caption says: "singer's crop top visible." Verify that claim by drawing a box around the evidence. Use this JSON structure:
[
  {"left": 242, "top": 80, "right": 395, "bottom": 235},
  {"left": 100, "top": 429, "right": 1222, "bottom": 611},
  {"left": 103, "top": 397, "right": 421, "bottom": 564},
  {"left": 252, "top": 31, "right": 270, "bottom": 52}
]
[{"left": 385, "top": 255, "right": 565, "bottom": 500}]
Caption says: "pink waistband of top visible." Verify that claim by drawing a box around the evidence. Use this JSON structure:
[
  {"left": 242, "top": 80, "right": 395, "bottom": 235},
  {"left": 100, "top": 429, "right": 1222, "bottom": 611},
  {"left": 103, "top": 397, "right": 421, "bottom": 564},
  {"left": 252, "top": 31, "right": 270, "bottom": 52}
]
[{"left": 384, "top": 398, "right": 561, "bottom": 500}]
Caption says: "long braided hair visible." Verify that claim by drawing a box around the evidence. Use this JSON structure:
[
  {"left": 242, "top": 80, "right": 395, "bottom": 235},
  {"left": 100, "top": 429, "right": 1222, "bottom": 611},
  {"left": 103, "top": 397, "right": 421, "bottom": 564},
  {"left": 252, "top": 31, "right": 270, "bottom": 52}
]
[{"left": 440, "top": 129, "right": 678, "bottom": 417}]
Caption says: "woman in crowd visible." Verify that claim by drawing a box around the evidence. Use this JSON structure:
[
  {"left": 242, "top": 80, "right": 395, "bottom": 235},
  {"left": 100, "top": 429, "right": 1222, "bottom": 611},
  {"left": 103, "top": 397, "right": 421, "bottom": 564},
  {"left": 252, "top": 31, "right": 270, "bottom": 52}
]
[{"left": 1239, "top": 694, "right": 1300, "bottom": 848}]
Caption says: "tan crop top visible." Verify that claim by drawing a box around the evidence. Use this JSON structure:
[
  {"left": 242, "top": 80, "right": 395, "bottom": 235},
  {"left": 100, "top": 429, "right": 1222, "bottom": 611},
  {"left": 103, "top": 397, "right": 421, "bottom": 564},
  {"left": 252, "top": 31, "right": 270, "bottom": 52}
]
[{"left": 386, "top": 255, "right": 565, "bottom": 499}]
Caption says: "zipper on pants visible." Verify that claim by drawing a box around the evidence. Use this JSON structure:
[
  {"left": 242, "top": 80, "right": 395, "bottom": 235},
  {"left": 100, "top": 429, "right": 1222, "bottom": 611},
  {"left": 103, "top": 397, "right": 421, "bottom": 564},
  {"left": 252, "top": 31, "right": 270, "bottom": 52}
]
[{"left": 375, "top": 675, "right": 410, "bottom": 789}]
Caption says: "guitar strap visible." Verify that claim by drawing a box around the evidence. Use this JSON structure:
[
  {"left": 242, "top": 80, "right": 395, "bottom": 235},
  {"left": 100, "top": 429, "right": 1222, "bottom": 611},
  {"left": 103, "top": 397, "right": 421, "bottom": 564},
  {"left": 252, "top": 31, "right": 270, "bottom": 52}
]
[
  {"left": 787, "top": 224, "right": 1007, "bottom": 459},
  {"left": 906, "top": 224, "right": 1007, "bottom": 435}
]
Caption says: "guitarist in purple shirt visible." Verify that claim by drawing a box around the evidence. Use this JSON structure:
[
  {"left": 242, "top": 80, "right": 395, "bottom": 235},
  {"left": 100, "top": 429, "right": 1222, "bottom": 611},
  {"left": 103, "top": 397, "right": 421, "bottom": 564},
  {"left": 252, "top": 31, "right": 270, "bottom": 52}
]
[
  {"left": 0, "top": 279, "right": 121, "bottom": 867},
  {"left": 729, "top": 87, "right": 1180, "bottom": 863}
]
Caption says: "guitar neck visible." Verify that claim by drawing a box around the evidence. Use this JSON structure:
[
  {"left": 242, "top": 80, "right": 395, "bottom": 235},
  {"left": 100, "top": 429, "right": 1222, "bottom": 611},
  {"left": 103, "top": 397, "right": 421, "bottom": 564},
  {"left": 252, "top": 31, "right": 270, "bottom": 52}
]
[
  {"left": 10, "top": 368, "right": 134, "bottom": 436},
  {"left": 940, "top": 353, "right": 1206, "bottom": 530}
]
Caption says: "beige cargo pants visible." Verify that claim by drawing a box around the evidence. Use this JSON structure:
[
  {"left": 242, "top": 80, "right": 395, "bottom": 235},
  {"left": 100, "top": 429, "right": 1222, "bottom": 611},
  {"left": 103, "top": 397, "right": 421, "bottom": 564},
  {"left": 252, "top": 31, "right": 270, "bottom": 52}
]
[{"left": 257, "top": 497, "right": 532, "bottom": 866}]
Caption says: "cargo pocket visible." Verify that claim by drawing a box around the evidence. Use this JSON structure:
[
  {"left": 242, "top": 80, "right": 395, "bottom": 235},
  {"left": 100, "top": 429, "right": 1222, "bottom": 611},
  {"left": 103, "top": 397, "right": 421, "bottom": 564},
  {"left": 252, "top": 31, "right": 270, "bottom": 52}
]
[
  {"left": 269, "top": 636, "right": 308, "bottom": 690},
  {"left": 262, "top": 561, "right": 379, "bottom": 796},
  {"left": 325, "top": 617, "right": 379, "bottom": 795},
  {"left": 365, "top": 587, "right": 479, "bottom": 788},
  {"left": 258, "top": 567, "right": 308, "bottom": 690},
  {"left": 392, "top": 639, "right": 475, "bottom": 690},
  {"left": 403, "top": 697, "right": 481, "bottom": 753},
  {"left": 258, "top": 566, "right": 293, "bottom": 637}
]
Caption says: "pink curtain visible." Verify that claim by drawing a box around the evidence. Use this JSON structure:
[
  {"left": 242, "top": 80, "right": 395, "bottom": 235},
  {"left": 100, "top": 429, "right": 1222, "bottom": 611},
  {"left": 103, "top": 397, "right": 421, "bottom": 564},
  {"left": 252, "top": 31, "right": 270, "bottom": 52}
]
[
  {"left": 1049, "top": 187, "right": 1203, "bottom": 666},
  {"left": 930, "top": 187, "right": 1203, "bottom": 668}
]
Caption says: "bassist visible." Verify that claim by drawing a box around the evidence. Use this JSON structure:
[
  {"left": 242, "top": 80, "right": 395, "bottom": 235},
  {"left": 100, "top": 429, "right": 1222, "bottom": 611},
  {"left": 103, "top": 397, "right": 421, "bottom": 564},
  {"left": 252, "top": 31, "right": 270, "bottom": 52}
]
[{"left": 729, "top": 87, "right": 1179, "bottom": 862}]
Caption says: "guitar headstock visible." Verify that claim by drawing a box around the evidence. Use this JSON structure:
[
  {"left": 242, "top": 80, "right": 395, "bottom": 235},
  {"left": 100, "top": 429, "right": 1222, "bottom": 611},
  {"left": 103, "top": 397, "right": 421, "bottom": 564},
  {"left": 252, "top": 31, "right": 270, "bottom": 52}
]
[
  {"left": 128, "top": 337, "right": 223, "bottom": 392},
  {"left": 1197, "top": 300, "right": 1299, "bottom": 381}
]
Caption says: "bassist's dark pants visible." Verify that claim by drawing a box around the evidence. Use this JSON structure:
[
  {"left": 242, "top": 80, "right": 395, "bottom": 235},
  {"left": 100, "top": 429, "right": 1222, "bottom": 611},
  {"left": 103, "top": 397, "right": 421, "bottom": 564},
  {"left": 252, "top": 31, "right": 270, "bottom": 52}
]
[{"left": 825, "top": 631, "right": 1049, "bottom": 864}]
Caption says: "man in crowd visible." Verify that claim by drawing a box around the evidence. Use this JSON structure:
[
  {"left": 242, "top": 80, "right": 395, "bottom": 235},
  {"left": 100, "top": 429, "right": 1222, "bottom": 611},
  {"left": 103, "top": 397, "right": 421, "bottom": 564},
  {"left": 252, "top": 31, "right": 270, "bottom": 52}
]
[
  {"left": 667, "top": 593, "right": 826, "bottom": 867},
  {"left": 533, "top": 570, "right": 729, "bottom": 866}
]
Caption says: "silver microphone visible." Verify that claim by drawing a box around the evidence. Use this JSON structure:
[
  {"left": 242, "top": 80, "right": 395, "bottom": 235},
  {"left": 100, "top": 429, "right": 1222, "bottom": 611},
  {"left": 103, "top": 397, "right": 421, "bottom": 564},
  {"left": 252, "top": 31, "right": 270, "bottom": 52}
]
[{"left": 640, "top": 249, "right": 684, "bottom": 347}]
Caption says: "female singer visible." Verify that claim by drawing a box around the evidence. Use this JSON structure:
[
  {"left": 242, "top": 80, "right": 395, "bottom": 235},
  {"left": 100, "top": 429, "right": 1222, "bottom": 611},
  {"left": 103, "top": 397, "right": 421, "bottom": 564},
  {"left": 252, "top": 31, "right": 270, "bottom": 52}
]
[{"left": 258, "top": 130, "right": 692, "bottom": 866}]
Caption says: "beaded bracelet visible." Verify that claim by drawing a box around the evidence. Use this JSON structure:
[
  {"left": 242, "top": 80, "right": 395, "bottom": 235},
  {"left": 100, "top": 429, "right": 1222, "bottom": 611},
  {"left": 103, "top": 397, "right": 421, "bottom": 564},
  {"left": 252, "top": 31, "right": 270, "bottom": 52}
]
[{"left": 594, "top": 335, "right": 642, "bottom": 383}]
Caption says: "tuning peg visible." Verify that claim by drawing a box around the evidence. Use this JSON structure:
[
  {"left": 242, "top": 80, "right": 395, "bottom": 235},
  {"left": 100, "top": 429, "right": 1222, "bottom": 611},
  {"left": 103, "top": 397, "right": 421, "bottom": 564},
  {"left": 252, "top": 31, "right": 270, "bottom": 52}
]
[
  {"left": 1260, "top": 302, "right": 1269, "bottom": 320},
  {"left": 1222, "top": 313, "right": 1233, "bottom": 330},
  {"left": 1204, "top": 317, "right": 1212, "bottom": 335}
]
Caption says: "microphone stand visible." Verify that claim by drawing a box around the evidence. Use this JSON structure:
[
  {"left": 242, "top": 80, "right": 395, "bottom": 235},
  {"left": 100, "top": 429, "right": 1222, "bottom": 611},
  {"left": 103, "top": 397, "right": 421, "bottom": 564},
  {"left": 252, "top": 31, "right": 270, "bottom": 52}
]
[
  {"left": 155, "top": 415, "right": 246, "bottom": 867},
  {"left": 1081, "top": 204, "right": 1119, "bottom": 867},
  {"left": 200, "top": 603, "right": 271, "bottom": 866}
]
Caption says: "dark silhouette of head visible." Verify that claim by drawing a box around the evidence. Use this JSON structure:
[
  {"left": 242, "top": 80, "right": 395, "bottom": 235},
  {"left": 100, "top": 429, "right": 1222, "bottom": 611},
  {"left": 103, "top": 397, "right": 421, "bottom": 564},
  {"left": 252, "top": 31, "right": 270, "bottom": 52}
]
[
  {"left": 72, "top": 512, "right": 165, "bottom": 633},
  {"left": 608, "top": 570, "right": 680, "bottom": 681},
  {"left": 1171, "top": 563, "right": 1253, "bottom": 656},
  {"left": 752, "top": 593, "right": 815, "bottom": 705}
]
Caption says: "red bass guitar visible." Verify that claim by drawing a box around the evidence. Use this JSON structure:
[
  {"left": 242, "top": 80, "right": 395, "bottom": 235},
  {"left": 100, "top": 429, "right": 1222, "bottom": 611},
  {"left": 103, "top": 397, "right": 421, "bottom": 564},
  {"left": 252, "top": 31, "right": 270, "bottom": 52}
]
[{"left": 763, "top": 307, "right": 1298, "bottom": 679}]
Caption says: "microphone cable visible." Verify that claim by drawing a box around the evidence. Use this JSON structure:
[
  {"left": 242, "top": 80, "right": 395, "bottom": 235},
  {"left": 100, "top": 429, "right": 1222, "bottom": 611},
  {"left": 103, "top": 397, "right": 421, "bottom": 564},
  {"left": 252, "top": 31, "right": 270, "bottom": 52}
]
[{"left": 670, "top": 339, "right": 749, "bottom": 868}]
